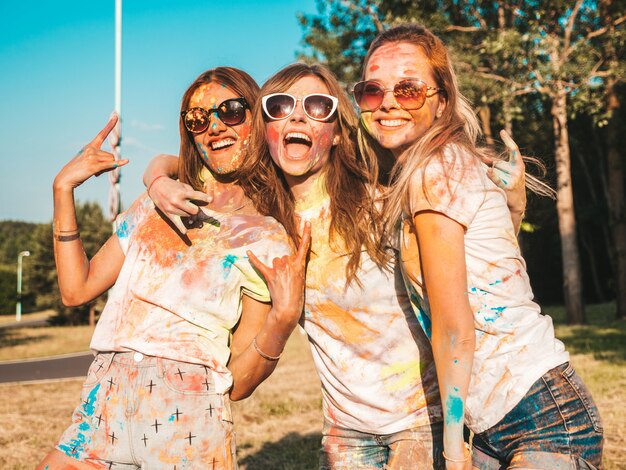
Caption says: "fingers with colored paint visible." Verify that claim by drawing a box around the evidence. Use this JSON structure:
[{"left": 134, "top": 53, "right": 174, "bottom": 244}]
[
  {"left": 147, "top": 175, "right": 212, "bottom": 234},
  {"left": 484, "top": 130, "right": 525, "bottom": 191},
  {"left": 482, "top": 131, "right": 527, "bottom": 225},
  {"left": 247, "top": 221, "right": 311, "bottom": 328},
  {"left": 54, "top": 114, "right": 129, "bottom": 191}
]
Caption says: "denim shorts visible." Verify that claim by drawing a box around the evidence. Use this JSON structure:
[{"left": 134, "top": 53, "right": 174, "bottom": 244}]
[
  {"left": 472, "top": 362, "right": 604, "bottom": 469},
  {"left": 319, "top": 419, "right": 444, "bottom": 469},
  {"left": 56, "top": 352, "right": 237, "bottom": 469}
]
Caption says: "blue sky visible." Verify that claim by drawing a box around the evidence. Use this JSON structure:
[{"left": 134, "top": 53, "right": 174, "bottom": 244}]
[{"left": 0, "top": 0, "right": 318, "bottom": 222}]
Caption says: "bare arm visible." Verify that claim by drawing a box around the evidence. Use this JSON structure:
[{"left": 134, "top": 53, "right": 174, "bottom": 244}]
[
  {"left": 228, "top": 223, "right": 311, "bottom": 400},
  {"left": 53, "top": 115, "right": 128, "bottom": 306},
  {"left": 143, "top": 154, "right": 210, "bottom": 234},
  {"left": 414, "top": 211, "right": 474, "bottom": 469}
]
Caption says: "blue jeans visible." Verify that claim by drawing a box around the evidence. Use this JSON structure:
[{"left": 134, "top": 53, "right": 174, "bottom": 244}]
[
  {"left": 472, "top": 362, "right": 604, "bottom": 469},
  {"left": 319, "top": 419, "right": 444, "bottom": 469}
]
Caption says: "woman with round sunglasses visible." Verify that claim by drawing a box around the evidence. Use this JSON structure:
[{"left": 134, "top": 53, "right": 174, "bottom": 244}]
[
  {"left": 37, "top": 67, "right": 311, "bottom": 470},
  {"left": 356, "top": 24, "right": 604, "bottom": 469}
]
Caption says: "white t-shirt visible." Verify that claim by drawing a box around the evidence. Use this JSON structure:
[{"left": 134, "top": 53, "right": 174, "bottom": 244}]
[
  {"left": 297, "top": 176, "right": 442, "bottom": 434},
  {"left": 401, "top": 144, "right": 569, "bottom": 433},
  {"left": 90, "top": 194, "right": 292, "bottom": 393}
]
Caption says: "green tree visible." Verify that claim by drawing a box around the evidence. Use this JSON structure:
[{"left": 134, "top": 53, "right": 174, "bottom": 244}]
[
  {"left": 299, "top": 0, "right": 625, "bottom": 323},
  {"left": 28, "top": 201, "right": 112, "bottom": 325}
]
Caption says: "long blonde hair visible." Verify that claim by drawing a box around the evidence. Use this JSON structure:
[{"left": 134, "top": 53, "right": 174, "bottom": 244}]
[
  {"left": 357, "top": 24, "right": 553, "bottom": 235},
  {"left": 237, "top": 63, "right": 388, "bottom": 284}
]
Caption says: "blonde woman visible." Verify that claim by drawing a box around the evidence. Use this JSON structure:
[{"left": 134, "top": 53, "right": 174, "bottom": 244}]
[{"left": 355, "top": 24, "right": 603, "bottom": 469}]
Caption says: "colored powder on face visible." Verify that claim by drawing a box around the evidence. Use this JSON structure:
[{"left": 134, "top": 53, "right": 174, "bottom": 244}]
[
  {"left": 196, "top": 142, "right": 209, "bottom": 163},
  {"left": 445, "top": 391, "right": 464, "bottom": 426},
  {"left": 369, "top": 64, "right": 380, "bottom": 72}
]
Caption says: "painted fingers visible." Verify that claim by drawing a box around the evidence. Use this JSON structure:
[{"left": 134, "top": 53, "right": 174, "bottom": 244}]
[
  {"left": 147, "top": 176, "right": 212, "bottom": 234},
  {"left": 54, "top": 114, "right": 129, "bottom": 191},
  {"left": 486, "top": 130, "right": 526, "bottom": 191},
  {"left": 246, "top": 222, "right": 311, "bottom": 324}
]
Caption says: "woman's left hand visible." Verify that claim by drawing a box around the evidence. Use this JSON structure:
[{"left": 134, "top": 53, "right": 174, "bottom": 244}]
[
  {"left": 246, "top": 222, "right": 311, "bottom": 330},
  {"left": 481, "top": 130, "right": 526, "bottom": 216}
]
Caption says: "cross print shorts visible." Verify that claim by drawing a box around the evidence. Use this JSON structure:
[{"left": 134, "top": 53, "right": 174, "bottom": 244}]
[{"left": 55, "top": 351, "right": 237, "bottom": 469}]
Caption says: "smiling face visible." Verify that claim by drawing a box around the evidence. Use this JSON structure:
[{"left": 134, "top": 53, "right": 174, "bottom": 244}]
[
  {"left": 189, "top": 82, "right": 251, "bottom": 174},
  {"left": 361, "top": 42, "right": 446, "bottom": 157},
  {"left": 265, "top": 75, "right": 339, "bottom": 192}
]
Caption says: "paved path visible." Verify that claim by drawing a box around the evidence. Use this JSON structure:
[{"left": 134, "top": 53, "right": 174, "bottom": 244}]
[{"left": 0, "top": 351, "right": 92, "bottom": 384}]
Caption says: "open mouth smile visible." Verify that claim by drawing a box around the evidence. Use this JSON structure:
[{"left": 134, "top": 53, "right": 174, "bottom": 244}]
[
  {"left": 377, "top": 119, "right": 410, "bottom": 128},
  {"left": 210, "top": 138, "right": 236, "bottom": 150}
]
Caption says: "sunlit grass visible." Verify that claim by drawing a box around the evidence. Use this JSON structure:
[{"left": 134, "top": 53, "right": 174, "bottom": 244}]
[
  {"left": 0, "top": 305, "right": 624, "bottom": 468},
  {"left": 0, "top": 325, "right": 93, "bottom": 361}
]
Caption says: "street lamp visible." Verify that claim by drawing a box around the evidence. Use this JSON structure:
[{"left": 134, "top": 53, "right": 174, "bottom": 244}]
[{"left": 16, "top": 250, "right": 30, "bottom": 322}]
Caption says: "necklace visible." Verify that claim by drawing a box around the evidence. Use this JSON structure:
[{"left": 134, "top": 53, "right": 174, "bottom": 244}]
[{"left": 185, "top": 200, "right": 252, "bottom": 229}]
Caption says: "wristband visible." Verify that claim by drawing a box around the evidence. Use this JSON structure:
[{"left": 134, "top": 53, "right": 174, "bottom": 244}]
[
  {"left": 54, "top": 232, "right": 81, "bottom": 242},
  {"left": 147, "top": 174, "right": 167, "bottom": 195},
  {"left": 252, "top": 337, "right": 281, "bottom": 361}
]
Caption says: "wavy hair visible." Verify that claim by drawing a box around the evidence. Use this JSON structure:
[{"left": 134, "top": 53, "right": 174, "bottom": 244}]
[
  {"left": 357, "top": 24, "right": 554, "bottom": 236},
  {"left": 178, "top": 67, "right": 259, "bottom": 191},
  {"left": 237, "top": 63, "right": 388, "bottom": 284}
]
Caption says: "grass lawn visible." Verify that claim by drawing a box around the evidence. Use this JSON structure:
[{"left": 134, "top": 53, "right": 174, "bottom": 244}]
[
  {"left": 0, "top": 310, "right": 54, "bottom": 326},
  {"left": 0, "top": 324, "right": 93, "bottom": 361},
  {"left": 0, "top": 304, "right": 624, "bottom": 469}
]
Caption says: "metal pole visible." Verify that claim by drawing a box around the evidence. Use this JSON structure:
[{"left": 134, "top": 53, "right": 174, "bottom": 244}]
[
  {"left": 16, "top": 251, "right": 30, "bottom": 322},
  {"left": 109, "top": 0, "right": 123, "bottom": 231}
]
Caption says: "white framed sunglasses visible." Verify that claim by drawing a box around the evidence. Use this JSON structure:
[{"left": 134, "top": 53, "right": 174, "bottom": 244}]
[{"left": 262, "top": 93, "right": 339, "bottom": 122}]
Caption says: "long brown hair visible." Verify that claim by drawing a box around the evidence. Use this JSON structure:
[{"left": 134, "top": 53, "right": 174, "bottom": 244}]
[
  {"left": 357, "top": 24, "right": 553, "bottom": 234},
  {"left": 237, "top": 63, "right": 388, "bottom": 284},
  {"left": 178, "top": 67, "right": 259, "bottom": 191}
]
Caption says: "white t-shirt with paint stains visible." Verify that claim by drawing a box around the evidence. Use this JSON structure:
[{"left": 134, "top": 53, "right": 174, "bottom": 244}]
[
  {"left": 90, "top": 194, "right": 292, "bottom": 394},
  {"left": 401, "top": 144, "right": 569, "bottom": 433},
  {"left": 297, "top": 177, "right": 442, "bottom": 435}
]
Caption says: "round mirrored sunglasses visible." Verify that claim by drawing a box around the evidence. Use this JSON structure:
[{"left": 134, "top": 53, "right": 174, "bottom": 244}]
[{"left": 181, "top": 97, "right": 249, "bottom": 133}]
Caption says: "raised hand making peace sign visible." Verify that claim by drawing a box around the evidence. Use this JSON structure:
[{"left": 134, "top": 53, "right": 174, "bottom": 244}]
[
  {"left": 53, "top": 113, "right": 129, "bottom": 191},
  {"left": 247, "top": 221, "right": 312, "bottom": 329}
]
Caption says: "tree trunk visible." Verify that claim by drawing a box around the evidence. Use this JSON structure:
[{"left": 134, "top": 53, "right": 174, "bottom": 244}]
[
  {"left": 503, "top": 95, "right": 513, "bottom": 136},
  {"left": 606, "top": 81, "right": 626, "bottom": 319},
  {"left": 478, "top": 105, "right": 494, "bottom": 145},
  {"left": 551, "top": 85, "right": 586, "bottom": 324}
]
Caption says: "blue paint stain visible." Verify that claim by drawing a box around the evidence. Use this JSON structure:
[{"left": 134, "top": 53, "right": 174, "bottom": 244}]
[
  {"left": 82, "top": 384, "right": 100, "bottom": 416},
  {"left": 406, "top": 285, "right": 432, "bottom": 339},
  {"left": 78, "top": 422, "right": 90, "bottom": 431},
  {"left": 115, "top": 220, "right": 130, "bottom": 238},
  {"left": 445, "top": 391, "right": 464, "bottom": 426},
  {"left": 221, "top": 254, "right": 238, "bottom": 278},
  {"left": 481, "top": 305, "right": 506, "bottom": 323},
  {"left": 454, "top": 359, "right": 459, "bottom": 364},
  {"left": 196, "top": 142, "right": 209, "bottom": 162},
  {"left": 169, "top": 414, "right": 175, "bottom": 422}
]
